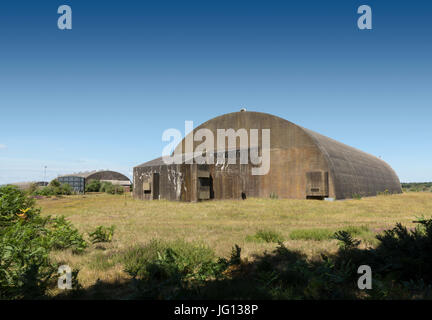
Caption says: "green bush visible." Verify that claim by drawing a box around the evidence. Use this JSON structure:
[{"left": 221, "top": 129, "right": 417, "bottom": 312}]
[
  {"left": 0, "top": 219, "right": 55, "bottom": 299},
  {"left": 123, "top": 240, "right": 221, "bottom": 279},
  {"left": 32, "top": 182, "right": 73, "bottom": 197},
  {"left": 0, "top": 185, "right": 40, "bottom": 227},
  {"left": 122, "top": 239, "right": 230, "bottom": 298},
  {"left": 100, "top": 182, "right": 124, "bottom": 195},
  {"left": 332, "top": 230, "right": 361, "bottom": 249},
  {"left": 85, "top": 180, "right": 101, "bottom": 193},
  {"left": 49, "top": 179, "right": 61, "bottom": 188},
  {"left": 401, "top": 182, "right": 432, "bottom": 193},
  {"left": 0, "top": 186, "right": 86, "bottom": 299},
  {"left": 88, "top": 225, "right": 115, "bottom": 244},
  {"left": 83, "top": 180, "right": 124, "bottom": 194},
  {"left": 48, "top": 216, "right": 88, "bottom": 254}
]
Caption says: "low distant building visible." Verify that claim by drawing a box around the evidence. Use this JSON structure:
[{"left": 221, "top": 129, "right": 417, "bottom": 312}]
[{"left": 56, "top": 170, "right": 131, "bottom": 193}]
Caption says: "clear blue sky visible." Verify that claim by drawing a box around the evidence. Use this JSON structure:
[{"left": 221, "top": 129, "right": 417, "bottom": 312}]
[{"left": 0, "top": 1, "right": 431, "bottom": 184}]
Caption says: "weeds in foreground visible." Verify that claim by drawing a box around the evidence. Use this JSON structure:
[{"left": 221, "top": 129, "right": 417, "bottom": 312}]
[
  {"left": 89, "top": 225, "right": 115, "bottom": 244},
  {"left": 71, "top": 217, "right": 432, "bottom": 300},
  {"left": 0, "top": 186, "right": 85, "bottom": 299},
  {"left": 5, "top": 185, "right": 432, "bottom": 300}
]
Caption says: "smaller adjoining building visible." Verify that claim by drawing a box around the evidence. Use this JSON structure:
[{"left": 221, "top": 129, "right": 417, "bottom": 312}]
[{"left": 56, "top": 170, "right": 131, "bottom": 193}]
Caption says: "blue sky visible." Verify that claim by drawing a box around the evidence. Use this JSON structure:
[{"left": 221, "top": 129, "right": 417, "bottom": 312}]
[{"left": 0, "top": 0, "right": 431, "bottom": 184}]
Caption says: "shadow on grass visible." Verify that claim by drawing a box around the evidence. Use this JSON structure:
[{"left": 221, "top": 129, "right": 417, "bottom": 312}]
[{"left": 56, "top": 219, "right": 432, "bottom": 300}]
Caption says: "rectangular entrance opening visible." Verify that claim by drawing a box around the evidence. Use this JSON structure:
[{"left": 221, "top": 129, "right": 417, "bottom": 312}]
[
  {"left": 152, "top": 173, "right": 160, "bottom": 200},
  {"left": 306, "top": 171, "right": 329, "bottom": 200},
  {"left": 197, "top": 165, "right": 213, "bottom": 200}
]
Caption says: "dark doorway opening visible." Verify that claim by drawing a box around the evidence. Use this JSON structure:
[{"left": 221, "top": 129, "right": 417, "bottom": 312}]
[
  {"left": 197, "top": 165, "right": 213, "bottom": 201},
  {"left": 152, "top": 173, "right": 160, "bottom": 200},
  {"left": 209, "top": 175, "right": 214, "bottom": 199},
  {"left": 306, "top": 171, "right": 329, "bottom": 200},
  {"left": 198, "top": 177, "right": 213, "bottom": 200}
]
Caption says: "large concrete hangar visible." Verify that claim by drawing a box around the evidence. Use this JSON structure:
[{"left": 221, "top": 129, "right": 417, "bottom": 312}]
[{"left": 133, "top": 111, "right": 401, "bottom": 201}]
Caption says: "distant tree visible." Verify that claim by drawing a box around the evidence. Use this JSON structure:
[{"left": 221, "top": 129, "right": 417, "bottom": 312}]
[{"left": 85, "top": 180, "right": 101, "bottom": 192}]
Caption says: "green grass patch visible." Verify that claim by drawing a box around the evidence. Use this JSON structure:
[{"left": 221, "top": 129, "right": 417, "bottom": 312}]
[
  {"left": 289, "top": 225, "right": 371, "bottom": 241},
  {"left": 289, "top": 228, "right": 334, "bottom": 241},
  {"left": 246, "top": 229, "right": 285, "bottom": 243}
]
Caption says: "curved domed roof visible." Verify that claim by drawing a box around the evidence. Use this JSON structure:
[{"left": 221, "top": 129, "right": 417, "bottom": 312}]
[
  {"left": 173, "top": 111, "right": 401, "bottom": 198},
  {"left": 58, "top": 170, "right": 130, "bottom": 182}
]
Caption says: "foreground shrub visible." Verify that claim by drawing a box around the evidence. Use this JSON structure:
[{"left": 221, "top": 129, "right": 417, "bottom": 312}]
[
  {"left": 88, "top": 225, "right": 115, "bottom": 244},
  {"left": 0, "top": 186, "right": 85, "bottom": 299},
  {"left": 0, "top": 219, "right": 55, "bottom": 299},
  {"left": 114, "top": 219, "right": 432, "bottom": 300},
  {"left": 48, "top": 216, "right": 88, "bottom": 253},
  {"left": 123, "top": 240, "right": 222, "bottom": 279},
  {"left": 0, "top": 185, "right": 40, "bottom": 227},
  {"left": 122, "top": 239, "right": 232, "bottom": 298}
]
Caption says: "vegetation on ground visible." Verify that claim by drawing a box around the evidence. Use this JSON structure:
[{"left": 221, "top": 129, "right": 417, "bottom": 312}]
[
  {"left": 86, "top": 180, "right": 124, "bottom": 195},
  {"left": 289, "top": 225, "right": 371, "bottom": 241},
  {"left": 0, "top": 186, "right": 117, "bottom": 299},
  {"left": 402, "top": 182, "right": 432, "bottom": 193},
  {"left": 246, "top": 229, "right": 285, "bottom": 243},
  {"left": 88, "top": 225, "right": 115, "bottom": 244},
  {"left": 30, "top": 179, "right": 74, "bottom": 197},
  {"left": 85, "top": 180, "right": 101, "bottom": 193},
  {"left": 3, "top": 190, "right": 432, "bottom": 299},
  {"left": 60, "top": 218, "right": 432, "bottom": 299},
  {"left": 0, "top": 186, "right": 86, "bottom": 298}
]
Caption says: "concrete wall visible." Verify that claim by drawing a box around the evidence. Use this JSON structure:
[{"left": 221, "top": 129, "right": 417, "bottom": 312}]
[{"left": 173, "top": 111, "right": 332, "bottom": 200}]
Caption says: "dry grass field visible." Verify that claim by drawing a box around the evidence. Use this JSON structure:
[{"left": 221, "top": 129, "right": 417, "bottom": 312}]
[{"left": 36, "top": 192, "right": 432, "bottom": 296}]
